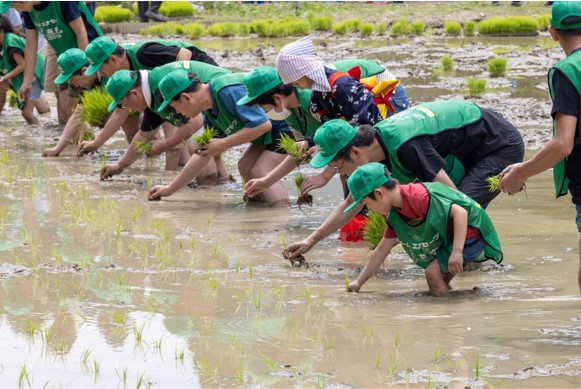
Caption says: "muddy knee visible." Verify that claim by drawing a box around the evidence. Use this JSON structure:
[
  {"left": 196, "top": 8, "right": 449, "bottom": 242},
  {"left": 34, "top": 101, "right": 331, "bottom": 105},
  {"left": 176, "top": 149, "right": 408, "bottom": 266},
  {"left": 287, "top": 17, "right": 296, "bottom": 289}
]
[{"left": 196, "top": 173, "right": 219, "bottom": 186}]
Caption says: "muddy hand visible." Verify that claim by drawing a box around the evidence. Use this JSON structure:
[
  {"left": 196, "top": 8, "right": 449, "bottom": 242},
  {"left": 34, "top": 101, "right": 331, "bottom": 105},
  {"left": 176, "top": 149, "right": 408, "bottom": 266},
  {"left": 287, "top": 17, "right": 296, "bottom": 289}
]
[
  {"left": 498, "top": 162, "right": 526, "bottom": 195},
  {"left": 348, "top": 280, "right": 362, "bottom": 292},
  {"left": 77, "top": 140, "right": 98, "bottom": 156},
  {"left": 283, "top": 239, "right": 314, "bottom": 260},
  {"left": 244, "top": 178, "right": 267, "bottom": 198},
  {"left": 100, "top": 164, "right": 123, "bottom": 180},
  {"left": 148, "top": 184, "right": 172, "bottom": 201}
]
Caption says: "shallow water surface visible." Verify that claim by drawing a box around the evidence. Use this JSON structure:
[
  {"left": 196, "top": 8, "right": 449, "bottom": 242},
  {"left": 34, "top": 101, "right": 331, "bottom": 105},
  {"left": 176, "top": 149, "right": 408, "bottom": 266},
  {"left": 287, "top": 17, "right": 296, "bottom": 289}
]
[{"left": 0, "top": 35, "right": 580, "bottom": 388}]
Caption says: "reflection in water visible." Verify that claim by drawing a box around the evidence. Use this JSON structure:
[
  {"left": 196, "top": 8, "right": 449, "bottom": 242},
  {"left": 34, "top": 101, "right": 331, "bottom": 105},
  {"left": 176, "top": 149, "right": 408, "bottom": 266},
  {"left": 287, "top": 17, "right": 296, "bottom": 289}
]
[{"left": 0, "top": 39, "right": 580, "bottom": 388}]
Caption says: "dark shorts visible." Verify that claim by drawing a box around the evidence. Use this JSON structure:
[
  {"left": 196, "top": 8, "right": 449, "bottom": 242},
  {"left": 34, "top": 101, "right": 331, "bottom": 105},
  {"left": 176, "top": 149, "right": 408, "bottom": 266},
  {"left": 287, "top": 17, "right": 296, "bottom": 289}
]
[{"left": 190, "top": 47, "right": 219, "bottom": 67}]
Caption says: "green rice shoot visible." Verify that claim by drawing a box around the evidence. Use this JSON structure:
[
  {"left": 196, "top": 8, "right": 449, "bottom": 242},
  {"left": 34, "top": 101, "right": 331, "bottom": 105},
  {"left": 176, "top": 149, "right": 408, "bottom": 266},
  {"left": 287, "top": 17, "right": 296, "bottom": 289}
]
[
  {"left": 294, "top": 172, "right": 307, "bottom": 192},
  {"left": 78, "top": 86, "right": 113, "bottom": 128},
  {"left": 8, "top": 90, "right": 18, "bottom": 108},
  {"left": 277, "top": 133, "right": 306, "bottom": 165},
  {"left": 363, "top": 211, "right": 387, "bottom": 249},
  {"left": 486, "top": 175, "right": 500, "bottom": 192},
  {"left": 135, "top": 140, "right": 153, "bottom": 154},
  {"left": 192, "top": 127, "right": 218, "bottom": 146},
  {"left": 345, "top": 275, "right": 350, "bottom": 292}
]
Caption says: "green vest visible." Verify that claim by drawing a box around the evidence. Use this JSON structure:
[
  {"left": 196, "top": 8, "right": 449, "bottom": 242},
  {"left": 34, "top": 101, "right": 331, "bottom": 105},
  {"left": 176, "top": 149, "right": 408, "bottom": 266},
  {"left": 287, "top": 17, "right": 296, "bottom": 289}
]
[
  {"left": 148, "top": 61, "right": 231, "bottom": 126},
  {"left": 331, "top": 59, "right": 385, "bottom": 78},
  {"left": 388, "top": 182, "right": 503, "bottom": 272},
  {"left": 284, "top": 87, "right": 320, "bottom": 137},
  {"left": 375, "top": 101, "right": 482, "bottom": 185},
  {"left": 28, "top": 1, "right": 102, "bottom": 56},
  {"left": 548, "top": 50, "right": 581, "bottom": 198},
  {"left": 205, "top": 73, "right": 258, "bottom": 138},
  {"left": 125, "top": 40, "right": 197, "bottom": 71},
  {"left": 0, "top": 32, "right": 44, "bottom": 108}
]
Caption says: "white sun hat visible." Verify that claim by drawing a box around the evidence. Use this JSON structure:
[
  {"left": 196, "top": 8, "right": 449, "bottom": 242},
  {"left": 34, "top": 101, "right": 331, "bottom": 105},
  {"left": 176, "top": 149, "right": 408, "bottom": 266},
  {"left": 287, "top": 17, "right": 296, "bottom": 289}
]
[{"left": 275, "top": 36, "right": 331, "bottom": 92}]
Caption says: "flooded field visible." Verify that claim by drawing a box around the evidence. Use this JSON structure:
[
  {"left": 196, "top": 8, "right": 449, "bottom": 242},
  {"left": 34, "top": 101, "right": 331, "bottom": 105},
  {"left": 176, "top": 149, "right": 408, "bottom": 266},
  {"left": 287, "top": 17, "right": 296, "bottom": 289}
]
[{"left": 1, "top": 32, "right": 580, "bottom": 388}]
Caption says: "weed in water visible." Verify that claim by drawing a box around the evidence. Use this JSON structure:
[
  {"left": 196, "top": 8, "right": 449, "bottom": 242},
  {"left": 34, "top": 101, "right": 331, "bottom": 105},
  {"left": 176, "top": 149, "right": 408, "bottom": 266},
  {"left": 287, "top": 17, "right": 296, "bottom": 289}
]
[
  {"left": 193, "top": 127, "right": 218, "bottom": 146},
  {"left": 294, "top": 173, "right": 313, "bottom": 208},
  {"left": 444, "top": 21, "right": 462, "bottom": 36},
  {"left": 363, "top": 211, "right": 387, "bottom": 249},
  {"left": 467, "top": 78, "right": 487, "bottom": 97},
  {"left": 487, "top": 57, "right": 508, "bottom": 78}
]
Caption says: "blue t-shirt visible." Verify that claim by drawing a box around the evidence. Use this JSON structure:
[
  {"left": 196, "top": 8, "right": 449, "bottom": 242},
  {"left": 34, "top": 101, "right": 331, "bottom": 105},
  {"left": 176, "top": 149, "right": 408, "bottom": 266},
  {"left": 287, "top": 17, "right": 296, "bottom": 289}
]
[
  {"left": 204, "top": 84, "right": 269, "bottom": 130},
  {"left": 22, "top": 1, "right": 100, "bottom": 42}
]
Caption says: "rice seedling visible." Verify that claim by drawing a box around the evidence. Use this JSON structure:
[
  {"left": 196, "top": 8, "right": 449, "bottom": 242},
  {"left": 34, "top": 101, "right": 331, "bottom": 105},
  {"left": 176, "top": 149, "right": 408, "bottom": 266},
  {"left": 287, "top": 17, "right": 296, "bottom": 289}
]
[
  {"left": 538, "top": 14, "right": 551, "bottom": 31},
  {"left": 135, "top": 140, "right": 153, "bottom": 154},
  {"left": 175, "top": 344, "right": 186, "bottom": 361},
  {"left": 256, "top": 350, "right": 278, "bottom": 370},
  {"left": 206, "top": 22, "right": 240, "bottom": 37},
  {"left": 112, "top": 311, "right": 127, "bottom": 326},
  {"left": 475, "top": 354, "right": 481, "bottom": 380},
  {"left": 390, "top": 18, "right": 410, "bottom": 36},
  {"left": 294, "top": 173, "right": 313, "bottom": 208},
  {"left": 410, "top": 21, "right": 425, "bottom": 35},
  {"left": 183, "top": 23, "right": 205, "bottom": 39},
  {"left": 363, "top": 211, "right": 387, "bottom": 249},
  {"left": 144, "top": 22, "right": 184, "bottom": 37},
  {"left": 159, "top": 1, "right": 194, "bottom": 17},
  {"left": 18, "top": 363, "right": 31, "bottom": 388},
  {"left": 133, "top": 324, "right": 144, "bottom": 344},
  {"left": 277, "top": 133, "right": 308, "bottom": 165},
  {"left": 467, "top": 78, "right": 487, "bottom": 97},
  {"left": 375, "top": 351, "right": 382, "bottom": 369},
  {"left": 193, "top": 127, "right": 217, "bottom": 146},
  {"left": 94, "top": 5, "right": 132, "bottom": 23},
  {"left": 464, "top": 20, "right": 476, "bottom": 36},
  {"left": 8, "top": 89, "right": 18, "bottom": 108},
  {"left": 376, "top": 22, "right": 387, "bottom": 36},
  {"left": 444, "top": 21, "right": 462, "bottom": 36},
  {"left": 81, "top": 348, "right": 92, "bottom": 371},
  {"left": 441, "top": 55, "right": 454, "bottom": 72},
  {"left": 252, "top": 289, "right": 262, "bottom": 310},
  {"left": 487, "top": 57, "right": 508, "bottom": 78},
  {"left": 93, "top": 358, "right": 100, "bottom": 377},
  {"left": 360, "top": 23, "right": 374, "bottom": 37},
  {"left": 478, "top": 16, "right": 538, "bottom": 36},
  {"left": 154, "top": 335, "right": 163, "bottom": 350},
  {"left": 433, "top": 343, "right": 442, "bottom": 362},
  {"left": 311, "top": 16, "right": 333, "bottom": 31},
  {"left": 486, "top": 174, "right": 500, "bottom": 192},
  {"left": 248, "top": 263, "right": 253, "bottom": 278},
  {"left": 345, "top": 275, "right": 350, "bottom": 292},
  {"left": 25, "top": 320, "right": 39, "bottom": 338},
  {"left": 78, "top": 86, "right": 113, "bottom": 128},
  {"left": 115, "top": 366, "right": 128, "bottom": 386}
]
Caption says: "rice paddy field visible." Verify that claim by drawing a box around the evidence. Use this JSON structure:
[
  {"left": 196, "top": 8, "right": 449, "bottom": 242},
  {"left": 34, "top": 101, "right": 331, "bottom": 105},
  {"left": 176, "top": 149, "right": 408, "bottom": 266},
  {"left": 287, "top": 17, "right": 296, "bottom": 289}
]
[{"left": 1, "top": 1, "right": 581, "bottom": 388}]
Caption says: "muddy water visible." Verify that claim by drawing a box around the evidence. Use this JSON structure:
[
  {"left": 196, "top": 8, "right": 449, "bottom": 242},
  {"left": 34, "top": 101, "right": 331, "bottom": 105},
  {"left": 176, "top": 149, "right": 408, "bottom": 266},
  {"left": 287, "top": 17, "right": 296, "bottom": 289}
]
[{"left": 1, "top": 33, "right": 581, "bottom": 388}]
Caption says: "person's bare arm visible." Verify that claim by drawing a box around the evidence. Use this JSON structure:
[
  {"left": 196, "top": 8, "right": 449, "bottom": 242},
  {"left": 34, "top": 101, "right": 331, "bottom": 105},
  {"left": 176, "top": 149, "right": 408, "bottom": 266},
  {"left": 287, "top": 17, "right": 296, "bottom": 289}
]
[
  {"left": 148, "top": 153, "right": 212, "bottom": 200},
  {"left": 0, "top": 52, "right": 25, "bottom": 81},
  {"left": 448, "top": 204, "right": 468, "bottom": 275},
  {"left": 19, "top": 28, "right": 38, "bottom": 102},
  {"left": 349, "top": 237, "right": 398, "bottom": 292},
  {"left": 150, "top": 114, "right": 203, "bottom": 155},
  {"left": 69, "top": 17, "right": 89, "bottom": 50},
  {"left": 176, "top": 48, "right": 193, "bottom": 61},
  {"left": 432, "top": 168, "right": 457, "bottom": 190},
  {"left": 78, "top": 108, "right": 130, "bottom": 155},
  {"left": 197, "top": 121, "right": 272, "bottom": 157}
]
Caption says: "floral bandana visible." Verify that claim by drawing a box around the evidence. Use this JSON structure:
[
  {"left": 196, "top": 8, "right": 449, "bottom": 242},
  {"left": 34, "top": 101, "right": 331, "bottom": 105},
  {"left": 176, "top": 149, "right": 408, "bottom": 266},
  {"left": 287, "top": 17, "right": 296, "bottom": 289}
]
[{"left": 275, "top": 36, "right": 330, "bottom": 92}]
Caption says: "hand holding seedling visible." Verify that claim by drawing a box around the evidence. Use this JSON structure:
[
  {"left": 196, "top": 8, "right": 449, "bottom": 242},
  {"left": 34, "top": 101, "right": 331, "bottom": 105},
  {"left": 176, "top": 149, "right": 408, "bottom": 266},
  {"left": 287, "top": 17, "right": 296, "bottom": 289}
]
[
  {"left": 300, "top": 172, "right": 333, "bottom": 195},
  {"left": 198, "top": 138, "right": 226, "bottom": 157},
  {"left": 283, "top": 238, "right": 315, "bottom": 260},
  {"left": 77, "top": 140, "right": 99, "bottom": 156},
  {"left": 148, "top": 184, "right": 173, "bottom": 201},
  {"left": 18, "top": 81, "right": 31, "bottom": 103},
  {"left": 348, "top": 279, "right": 362, "bottom": 292},
  {"left": 244, "top": 178, "right": 268, "bottom": 198},
  {"left": 149, "top": 139, "right": 167, "bottom": 156},
  {"left": 498, "top": 163, "right": 526, "bottom": 195},
  {"left": 100, "top": 164, "right": 123, "bottom": 180}
]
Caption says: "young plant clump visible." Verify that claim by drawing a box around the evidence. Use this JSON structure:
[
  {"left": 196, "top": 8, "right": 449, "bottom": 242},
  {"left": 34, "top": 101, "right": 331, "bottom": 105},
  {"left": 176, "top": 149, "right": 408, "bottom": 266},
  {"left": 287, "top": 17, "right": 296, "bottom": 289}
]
[
  {"left": 444, "top": 21, "right": 462, "bottom": 36},
  {"left": 277, "top": 133, "right": 308, "bottom": 165},
  {"left": 294, "top": 172, "right": 313, "bottom": 208},
  {"left": 363, "top": 211, "right": 387, "bottom": 249},
  {"left": 487, "top": 57, "right": 508, "bottom": 78},
  {"left": 78, "top": 86, "right": 113, "bottom": 128},
  {"left": 467, "top": 78, "right": 487, "bottom": 97},
  {"left": 464, "top": 20, "right": 476, "bottom": 36},
  {"left": 193, "top": 127, "right": 218, "bottom": 147}
]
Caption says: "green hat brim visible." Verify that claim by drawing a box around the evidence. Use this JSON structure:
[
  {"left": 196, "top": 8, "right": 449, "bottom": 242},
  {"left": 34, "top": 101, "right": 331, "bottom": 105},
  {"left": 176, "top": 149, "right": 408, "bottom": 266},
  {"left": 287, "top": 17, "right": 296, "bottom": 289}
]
[
  {"left": 107, "top": 100, "right": 119, "bottom": 113},
  {"left": 310, "top": 151, "right": 336, "bottom": 169},
  {"left": 85, "top": 62, "right": 103, "bottom": 77},
  {"left": 343, "top": 197, "right": 363, "bottom": 214},
  {"left": 0, "top": 2, "right": 14, "bottom": 14},
  {"left": 156, "top": 99, "right": 171, "bottom": 113},
  {"left": 236, "top": 94, "right": 257, "bottom": 106},
  {"left": 54, "top": 71, "right": 74, "bottom": 85}
]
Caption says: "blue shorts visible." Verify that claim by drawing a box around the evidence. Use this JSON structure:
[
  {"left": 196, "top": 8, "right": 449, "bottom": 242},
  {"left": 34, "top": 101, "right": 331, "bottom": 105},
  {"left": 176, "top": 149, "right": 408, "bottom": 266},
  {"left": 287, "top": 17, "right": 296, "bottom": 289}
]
[
  {"left": 463, "top": 237, "right": 487, "bottom": 263},
  {"left": 575, "top": 204, "right": 581, "bottom": 234},
  {"left": 28, "top": 78, "right": 42, "bottom": 103}
]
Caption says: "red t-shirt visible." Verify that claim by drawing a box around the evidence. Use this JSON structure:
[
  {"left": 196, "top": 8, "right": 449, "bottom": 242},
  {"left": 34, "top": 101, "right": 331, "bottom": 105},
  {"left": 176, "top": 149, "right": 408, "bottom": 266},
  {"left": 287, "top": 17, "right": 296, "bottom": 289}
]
[{"left": 383, "top": 183, "right": 481, "bottom": 240}]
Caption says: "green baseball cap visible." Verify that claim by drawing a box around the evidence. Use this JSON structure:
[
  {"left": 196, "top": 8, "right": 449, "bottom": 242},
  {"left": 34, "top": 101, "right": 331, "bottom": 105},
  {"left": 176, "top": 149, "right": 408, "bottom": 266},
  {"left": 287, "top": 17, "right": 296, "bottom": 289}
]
[
  {"left": 105, "top": 70, "right": 138, "bottom": 112},
  {"left": 237, "top": 66, "right": 283, "bottom": 106},
  {"left": 551, "top": 1, "right": 581, "bottom": 30},
  {"left": 310, "top": 119, "right": 358, "bottom": 168},
  {"left": 157, "top": 69, "right": 199, "bottom": 112},
  {"left": 344, "top": 162, "right": 391, "bottom": 213},
  {"left": 0, "top": 1, "right": 13, "bottom": 14},
  {"left": 85, "top": 36, "right": 118, "bottom": 76},
  {"left": 54, "top": 48, "right": 88, "bottom": 85}
]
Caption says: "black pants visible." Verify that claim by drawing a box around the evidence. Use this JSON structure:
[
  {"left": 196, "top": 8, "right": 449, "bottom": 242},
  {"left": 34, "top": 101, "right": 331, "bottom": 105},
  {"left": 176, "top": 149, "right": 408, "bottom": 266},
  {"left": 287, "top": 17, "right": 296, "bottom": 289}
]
[{"left": 138, "top": 1, "right": 162, "bottom": 22}]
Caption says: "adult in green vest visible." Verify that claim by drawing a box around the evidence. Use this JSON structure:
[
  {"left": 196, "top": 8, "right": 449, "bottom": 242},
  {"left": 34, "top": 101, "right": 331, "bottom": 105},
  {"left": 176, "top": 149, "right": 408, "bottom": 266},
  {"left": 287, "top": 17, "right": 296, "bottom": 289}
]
[
  {"left": 100, "top": 61, "right": 231, "bottom": 181},
  {"left": 500, "top": 1, "right": 581, "bottom": 292},
  {"left": 42, "top": 48, "right": 140, "bottom": 158},
  {"left": 4, "top": 1, "right": 102, "bottom": 125},
  {"left": 147, "top": 70, "right": 293, "bottom": 207},
  {"left": 0, "top": 17, "right": 48, "bottom": 124},
  {"left": 283, "top": 101, "right": 524, "bottom": 261},
  {"left": 344, "top": 162, "right": 503, "bottom": 297},
  {"left": 77, "top": 36, "right": 219, "bottom": 159}
]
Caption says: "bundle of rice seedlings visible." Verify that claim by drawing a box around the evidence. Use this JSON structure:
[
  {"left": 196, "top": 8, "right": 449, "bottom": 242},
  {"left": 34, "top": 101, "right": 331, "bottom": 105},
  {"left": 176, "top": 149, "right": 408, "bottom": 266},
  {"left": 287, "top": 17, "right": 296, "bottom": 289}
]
[
  {"left": 78, "top": 86, "right": 113, "bottom": 128},
  {"left": 135, "top": 140, "right": 153, "bottom": 154},
  {"left": 277, "top": 133, "right": 307, "bottom": 165},
  {"left": 294, "top": 172, "right": 313, "bottom": 208},
  {"left": 363, "top": 211, "right": 387, "bottom": 249},
  {"left": 94, "top": 6, "right": 132, "bottom": 23},
  {"left": 486, "top": 173, "right": 528, "bottom": 198},
  {"left": 193, "top": 127, "right": 217, "bottom": 146},
  {"left": 8, "top": 90, "right": 18, "bottom": 108}
]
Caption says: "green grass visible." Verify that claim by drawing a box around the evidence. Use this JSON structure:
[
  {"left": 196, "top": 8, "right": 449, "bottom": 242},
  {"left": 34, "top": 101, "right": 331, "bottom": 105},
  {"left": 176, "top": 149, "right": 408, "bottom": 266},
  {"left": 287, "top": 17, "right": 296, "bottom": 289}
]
[
  {"left": 363, "top": 211, "right": 387, "bottom": 248},
  {"left": 487, "top": 57, "right": 508, "bottom": 78},
  {"left": 78, "top": 86, "right": 113, "bottom": 128},
  {"left": 464, "top": 20, "right": 476, "bottom": 36},
  {"left": 94, "top": 6, "right": 132, "bottom": 23},
  {"left": 410, "top": 21, "right": 425, "bottom": 35},
  {"left": 444, "top": 21, "right": 462, "bottom": 36},
  {"left": 478, "top": 16, "right": 538, "bottom": 36},
  {"left": 390, "top": 18, "right": 410, "bottom": 36},
  {"left": 467, "top": 78, "right": 487, "bottom": 97}
]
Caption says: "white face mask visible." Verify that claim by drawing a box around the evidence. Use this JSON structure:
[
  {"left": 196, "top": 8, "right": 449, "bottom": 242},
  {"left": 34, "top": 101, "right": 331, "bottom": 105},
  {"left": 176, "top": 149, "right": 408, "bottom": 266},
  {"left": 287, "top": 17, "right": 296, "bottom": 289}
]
[{"left": 265, "top": 107, "right": 292, "bottom": 121}]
